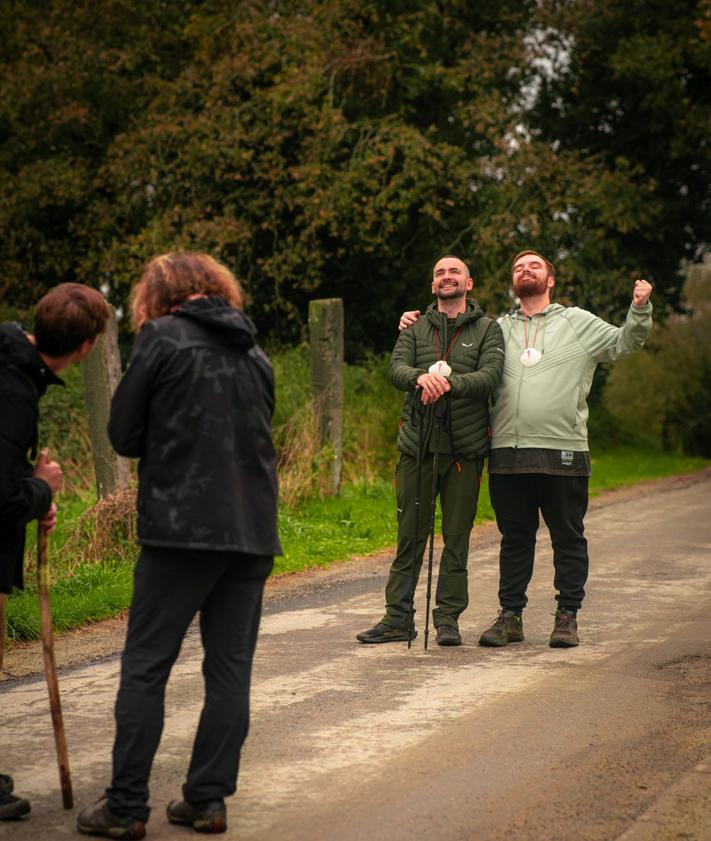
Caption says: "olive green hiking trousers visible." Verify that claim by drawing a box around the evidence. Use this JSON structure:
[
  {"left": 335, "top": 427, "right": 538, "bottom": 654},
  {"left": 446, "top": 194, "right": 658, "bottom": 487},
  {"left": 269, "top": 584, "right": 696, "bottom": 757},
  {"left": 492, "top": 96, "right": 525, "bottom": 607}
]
[{"left": 382, "top": 453, "right": 482, "bottom": 630}]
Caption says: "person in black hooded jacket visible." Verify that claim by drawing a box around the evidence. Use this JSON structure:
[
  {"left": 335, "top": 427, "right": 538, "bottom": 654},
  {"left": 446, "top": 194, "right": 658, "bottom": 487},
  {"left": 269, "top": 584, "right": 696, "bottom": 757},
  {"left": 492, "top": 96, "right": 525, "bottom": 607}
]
[
  {"left": 0, "top": 283, "right": 109, "bottom": 821},
  {"left": 78, "top": 253, "right": 281, "bottom": 840}
]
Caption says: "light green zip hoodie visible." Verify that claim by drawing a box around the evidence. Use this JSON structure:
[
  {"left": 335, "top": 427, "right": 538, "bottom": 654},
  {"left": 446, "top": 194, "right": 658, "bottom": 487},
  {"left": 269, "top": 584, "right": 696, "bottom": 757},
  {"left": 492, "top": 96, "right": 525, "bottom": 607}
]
[{"left": 491, "top": 301, "right": 653, "bottom": 451}]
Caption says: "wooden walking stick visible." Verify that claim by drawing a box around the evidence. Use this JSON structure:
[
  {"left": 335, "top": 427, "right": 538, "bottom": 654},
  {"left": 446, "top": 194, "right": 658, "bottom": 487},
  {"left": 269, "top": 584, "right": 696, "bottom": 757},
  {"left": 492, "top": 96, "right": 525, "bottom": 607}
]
[
  {"left": 0, "top": 593, "right": 6, "bottom": 670},
  {"left": 37, "top": 522, "right": 73, "bottom": 809}
]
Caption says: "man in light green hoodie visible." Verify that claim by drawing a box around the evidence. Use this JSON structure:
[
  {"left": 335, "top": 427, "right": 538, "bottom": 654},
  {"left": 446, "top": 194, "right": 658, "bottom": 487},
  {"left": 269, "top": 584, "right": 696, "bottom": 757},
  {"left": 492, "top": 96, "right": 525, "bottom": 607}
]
[
  {"left": 399, "top": 251, "right": 653, "bottom": 648},
  {"left": 481, "top": 251, "right": 652, "bottom": 648}
]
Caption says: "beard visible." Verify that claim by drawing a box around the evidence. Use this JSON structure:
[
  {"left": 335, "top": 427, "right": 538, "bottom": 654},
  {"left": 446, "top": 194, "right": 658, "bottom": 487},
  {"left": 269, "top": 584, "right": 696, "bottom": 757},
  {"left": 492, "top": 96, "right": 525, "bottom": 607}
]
[
  {"left": 514, "top": 273, "right": 549, "bottom": 299},
  {"left": 435, "top": 284, "right": 466, "bottom": 300}
]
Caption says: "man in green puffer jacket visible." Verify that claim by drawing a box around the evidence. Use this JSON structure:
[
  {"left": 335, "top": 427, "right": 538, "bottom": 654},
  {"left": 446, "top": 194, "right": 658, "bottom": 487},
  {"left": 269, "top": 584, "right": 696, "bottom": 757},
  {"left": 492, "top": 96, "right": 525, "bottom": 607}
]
[
  {"left": 357, "top": 256, "right": 504, "bottom": 646},
  {"left": 397, "top": 250, "right": 653, "bottom": 649}
]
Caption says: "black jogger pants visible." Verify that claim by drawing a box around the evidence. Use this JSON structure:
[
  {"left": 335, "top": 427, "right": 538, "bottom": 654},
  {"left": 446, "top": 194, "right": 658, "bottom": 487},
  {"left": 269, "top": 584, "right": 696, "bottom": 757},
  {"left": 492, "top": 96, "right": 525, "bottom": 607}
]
[{"left": 489, "top": 473, "right": 589, "bottom": 612}]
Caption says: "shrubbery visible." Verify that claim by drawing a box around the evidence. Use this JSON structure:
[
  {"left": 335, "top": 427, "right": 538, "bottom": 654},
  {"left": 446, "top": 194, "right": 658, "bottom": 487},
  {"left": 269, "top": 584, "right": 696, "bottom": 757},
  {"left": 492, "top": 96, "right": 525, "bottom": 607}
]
[{"left": 603, "top": 261, "right": 711, "bottom": 458}]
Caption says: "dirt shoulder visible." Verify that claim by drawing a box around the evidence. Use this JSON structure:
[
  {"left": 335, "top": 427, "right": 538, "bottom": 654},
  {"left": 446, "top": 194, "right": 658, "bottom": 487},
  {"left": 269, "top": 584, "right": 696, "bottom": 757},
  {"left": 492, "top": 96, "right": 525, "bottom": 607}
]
[{"left": 2, "top": 467, "right": 709, "bottom": 682}]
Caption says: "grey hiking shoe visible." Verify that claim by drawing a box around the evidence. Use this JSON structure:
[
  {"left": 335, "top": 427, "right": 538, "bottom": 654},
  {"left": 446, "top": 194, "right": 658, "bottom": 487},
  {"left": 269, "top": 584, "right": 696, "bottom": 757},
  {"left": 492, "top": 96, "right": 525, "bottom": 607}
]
[
  {"left": 0, "top": 774, "right": 31, "bottom": 821},
  {"left": 550, "top": 608, "right": 579, "bottom": 648},
  {"left": 167, "top": 799, "right": 227, "bottom": 833},
  {"left": 356, "top": 622, "right": 416, "bottom": 643},
  {"left": 436, "top": 625, "right": 462, "bottom": 646},
  {"left": 77, "top": 799, "right": 146, "bottom": 839},
  {"left": 478, "top": 610, "right": 524, "bottom": 647}
]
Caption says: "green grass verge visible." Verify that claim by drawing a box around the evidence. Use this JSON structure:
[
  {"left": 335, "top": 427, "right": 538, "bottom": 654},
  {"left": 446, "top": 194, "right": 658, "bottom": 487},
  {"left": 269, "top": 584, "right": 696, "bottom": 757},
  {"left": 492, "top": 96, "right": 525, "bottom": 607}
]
[
  {"left": 588, "top": 447, "right": 707, "bottom": 494},
  {"left": 5, "top": 447, "right": 707, "bottom": 642},
  {"left": 6, "top": 560, "right": 134, "bottom": 641}
]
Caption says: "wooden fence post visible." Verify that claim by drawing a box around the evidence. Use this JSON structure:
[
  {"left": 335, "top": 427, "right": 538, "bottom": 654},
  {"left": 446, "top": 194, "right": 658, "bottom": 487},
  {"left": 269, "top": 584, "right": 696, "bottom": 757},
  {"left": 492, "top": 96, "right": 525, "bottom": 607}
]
[
  {"left": 81, "top": 306, "right": 130, "bottom": 498},
  {"left": 309, "top": 298, "right": 344, "bottom": 496}
]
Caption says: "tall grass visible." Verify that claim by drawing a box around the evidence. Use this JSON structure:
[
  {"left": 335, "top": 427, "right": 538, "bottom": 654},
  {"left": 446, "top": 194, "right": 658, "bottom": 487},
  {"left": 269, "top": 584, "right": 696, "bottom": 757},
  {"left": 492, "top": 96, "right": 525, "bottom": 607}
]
[
  {"left": 34, "top": 344, "right": 403, "bottom": 507},
  {"left": 271, "top": 347, "right": 401, "bottom": 505}
]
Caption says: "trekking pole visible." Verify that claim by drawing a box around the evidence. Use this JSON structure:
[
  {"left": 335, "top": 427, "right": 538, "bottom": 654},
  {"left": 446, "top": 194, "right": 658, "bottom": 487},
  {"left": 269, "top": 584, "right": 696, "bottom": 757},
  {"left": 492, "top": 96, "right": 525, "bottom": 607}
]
[
  {"left": 408, "top": 389, "right": 428, "bottom": 649},
  {"left": 37, "top": 522, "right": 73, "bottom": 809},
  {"left": 424, "top": 396, "right": 446, "bottom": 650}
]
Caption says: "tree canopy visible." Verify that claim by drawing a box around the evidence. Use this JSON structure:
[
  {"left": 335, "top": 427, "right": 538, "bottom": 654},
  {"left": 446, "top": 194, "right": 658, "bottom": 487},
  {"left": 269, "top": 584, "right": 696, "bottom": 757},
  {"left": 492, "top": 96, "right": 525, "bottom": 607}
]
[{"left": 2, "top": 0, "right": 709, "bottom": 355}]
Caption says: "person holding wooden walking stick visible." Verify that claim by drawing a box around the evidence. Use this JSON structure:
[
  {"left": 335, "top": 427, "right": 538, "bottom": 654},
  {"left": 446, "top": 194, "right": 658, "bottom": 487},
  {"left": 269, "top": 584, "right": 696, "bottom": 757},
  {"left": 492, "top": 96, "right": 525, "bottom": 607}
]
[{"left": 0, "top": 284, "right": 109, "bottom": 820}]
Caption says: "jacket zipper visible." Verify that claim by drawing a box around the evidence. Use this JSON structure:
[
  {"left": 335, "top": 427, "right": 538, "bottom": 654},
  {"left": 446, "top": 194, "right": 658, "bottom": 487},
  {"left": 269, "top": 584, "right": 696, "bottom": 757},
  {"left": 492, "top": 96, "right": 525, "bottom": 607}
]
[{"left": 513, "top": 314, "right": 528, "bottom": 449}]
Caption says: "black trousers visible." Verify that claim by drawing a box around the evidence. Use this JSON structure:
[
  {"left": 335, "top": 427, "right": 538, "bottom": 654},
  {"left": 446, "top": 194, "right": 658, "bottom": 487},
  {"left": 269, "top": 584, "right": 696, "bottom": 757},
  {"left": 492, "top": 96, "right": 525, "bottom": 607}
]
[
  {"left": 489, "top": 474, "right": 589, "bottom": 612},
  {"left": 106, "top": 546, "right": 272, "bottom": 822}
]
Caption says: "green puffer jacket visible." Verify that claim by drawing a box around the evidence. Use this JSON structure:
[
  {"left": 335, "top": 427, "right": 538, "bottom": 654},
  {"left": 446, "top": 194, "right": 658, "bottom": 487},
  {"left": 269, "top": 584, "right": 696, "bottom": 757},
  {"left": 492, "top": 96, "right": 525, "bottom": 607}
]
[{"left": 391, "top": 300, "right": 505, "bottom": 460}]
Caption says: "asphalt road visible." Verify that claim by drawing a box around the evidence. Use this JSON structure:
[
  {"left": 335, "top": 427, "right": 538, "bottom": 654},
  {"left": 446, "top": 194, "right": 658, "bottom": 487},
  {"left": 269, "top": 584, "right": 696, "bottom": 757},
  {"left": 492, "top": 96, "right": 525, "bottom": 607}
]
[{"left": 2, "top": 472, "right": 710, "bottom": 840}]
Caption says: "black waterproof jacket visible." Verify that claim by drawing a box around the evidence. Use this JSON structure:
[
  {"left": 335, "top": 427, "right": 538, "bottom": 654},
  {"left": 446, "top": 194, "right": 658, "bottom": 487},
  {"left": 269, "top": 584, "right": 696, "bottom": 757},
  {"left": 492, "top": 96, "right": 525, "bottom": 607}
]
[
  {"left": 108, "top": 297, "right": 281, "bottom": 556},
  {"left": 0, "top": 323, "right": 61, "bottom": 592}
]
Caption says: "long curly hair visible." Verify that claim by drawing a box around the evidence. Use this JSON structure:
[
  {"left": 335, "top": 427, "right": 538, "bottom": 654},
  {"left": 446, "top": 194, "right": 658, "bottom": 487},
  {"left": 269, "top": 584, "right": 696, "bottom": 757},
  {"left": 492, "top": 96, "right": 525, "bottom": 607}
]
[{"left": 130, "top": 252, "right": 244, "bottom": 330}]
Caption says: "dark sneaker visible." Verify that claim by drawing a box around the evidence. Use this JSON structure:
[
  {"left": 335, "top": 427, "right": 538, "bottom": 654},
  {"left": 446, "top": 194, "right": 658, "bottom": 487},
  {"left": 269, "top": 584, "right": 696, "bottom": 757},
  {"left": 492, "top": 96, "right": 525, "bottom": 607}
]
[
  {"left": 77, "top": 799, "right": 146, "bottom": 840},
  {"left": 0, "top": 773, "right": 30, "bottom": 820},
  {"left": 356, "top": 622, "right": 416, "bottom": 643},
  {"left": 550, "top": 608, "right": 579, "bottom": 648},
  {"left": 167, "top": 799, "right": 227, "bottom": 834},
  {"left": 436, "top": 625, "right": 462, "bottom": 646},
  {"left": 478, "top": 610, "right": 524, "bottom": 647},
  {"left": 0, "top": 793, "right": 31, "bottom": 821}
]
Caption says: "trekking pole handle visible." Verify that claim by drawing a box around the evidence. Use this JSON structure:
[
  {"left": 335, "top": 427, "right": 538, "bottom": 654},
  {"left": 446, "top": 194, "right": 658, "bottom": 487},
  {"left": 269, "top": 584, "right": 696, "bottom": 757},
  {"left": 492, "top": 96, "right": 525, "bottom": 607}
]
[{"left": 411, "top": 386, "right": 427, "bottom": 426}]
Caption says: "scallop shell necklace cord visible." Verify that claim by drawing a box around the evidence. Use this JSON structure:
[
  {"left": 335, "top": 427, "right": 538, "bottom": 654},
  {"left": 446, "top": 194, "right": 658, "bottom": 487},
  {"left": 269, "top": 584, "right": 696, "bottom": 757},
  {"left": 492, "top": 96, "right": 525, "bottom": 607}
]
[
  {"left": 429, "top": 324, "right": 465, "bottom": 377},
  {"left": 520, "top": 317, "right": 542, "bottom": 367}
]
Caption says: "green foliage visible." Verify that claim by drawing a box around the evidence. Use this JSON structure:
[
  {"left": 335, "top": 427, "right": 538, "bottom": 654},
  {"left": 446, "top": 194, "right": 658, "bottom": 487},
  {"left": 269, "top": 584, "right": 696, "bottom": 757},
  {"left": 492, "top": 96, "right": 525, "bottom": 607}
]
[
  {"left": 6, "top": 559, "right": 134, "bottom": 641},
  {"left": 342, "top": 352, "right": 403, "bottom": 482},
  {"left": 9, "top": 488, "right": 137, "bottom": 641},
  {"left": 586, "top": 404, "right": 637, "bottom": 451},
  {"left": 271, "top": 347, "right": 402, "bottom": 504},
  {"left": 589, "top": 447, "right": 708, "bottom": 493},
  {"left": 4, "top": 0, "right": 703, "bottom": 354},
  {"left": 37, "top": 364, "right": 95, "bottom": 493},
  {"left": 278, "top": 480, "right": 397, "bottom": 573},
  {"left": 603, "top": 261, "right": 711, "bottom": 456},
  {"left": 0, "top": 0, "right": 194, "bottom": 304},
  {"left": 531, "top": 0, "right": 711, "bottom": 315}
]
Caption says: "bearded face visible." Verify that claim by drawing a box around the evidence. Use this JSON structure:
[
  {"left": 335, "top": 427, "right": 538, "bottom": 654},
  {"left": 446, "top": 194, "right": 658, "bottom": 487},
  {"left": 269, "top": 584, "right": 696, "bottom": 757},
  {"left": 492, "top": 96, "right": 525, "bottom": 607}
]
[
  {"left": 431, "top": 258, "right": 472, "bottom": 300},
  {"left": 512, "top": 256, "right": 552, "bottom": 299}
]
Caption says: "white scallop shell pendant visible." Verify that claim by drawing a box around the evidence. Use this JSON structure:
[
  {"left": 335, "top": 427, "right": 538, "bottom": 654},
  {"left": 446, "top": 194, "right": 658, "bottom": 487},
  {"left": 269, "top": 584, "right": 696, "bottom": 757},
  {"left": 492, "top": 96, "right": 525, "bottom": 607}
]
[
  {"left": 520, "top": 347, "right": 542, "bottom": 367},
  {"left": 429, "top": 360, "right": 452, "bottom": 376}
]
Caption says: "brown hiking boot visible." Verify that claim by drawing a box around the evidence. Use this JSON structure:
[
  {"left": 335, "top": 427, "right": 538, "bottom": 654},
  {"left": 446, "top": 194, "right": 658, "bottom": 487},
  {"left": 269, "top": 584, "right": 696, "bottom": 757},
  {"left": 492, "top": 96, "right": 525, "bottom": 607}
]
[
  {"left": 167, "top": 799, "right": 227, "bottom": 833},
  {"left": 550, "top": 608, "right": 579, "bottom": 648},
  {"left": 478, "top": 610, "right": 524, "bottom": 647},
  {"left": 77, "top": 799, "right": 146, "bottom": 839},
  {"left": 436, "top": 624, "right": 462, "bottom": 646}
]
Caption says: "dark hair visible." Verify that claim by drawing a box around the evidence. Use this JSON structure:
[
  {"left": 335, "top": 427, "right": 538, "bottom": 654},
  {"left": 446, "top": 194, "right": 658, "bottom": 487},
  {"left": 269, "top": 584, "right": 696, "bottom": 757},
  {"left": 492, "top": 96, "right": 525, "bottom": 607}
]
[
  {"left": 436, "top": 255, "right": 471, "bottom": 277},
  {"left": 511, "top": 250, "right": 556, "bottom": 279},
  {"left": 130, "top": 252, "right": 244, "bottom": 329},
  {"left": 34, "top": 283, "right": 110, "bottom": 356}
]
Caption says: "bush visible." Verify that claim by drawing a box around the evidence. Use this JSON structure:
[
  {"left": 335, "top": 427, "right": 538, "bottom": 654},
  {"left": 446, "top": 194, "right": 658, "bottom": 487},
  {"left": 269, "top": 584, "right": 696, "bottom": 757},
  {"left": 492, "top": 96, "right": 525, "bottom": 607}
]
[{"left": 603, "top": 260, "right": 711, "bottom": 457}]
